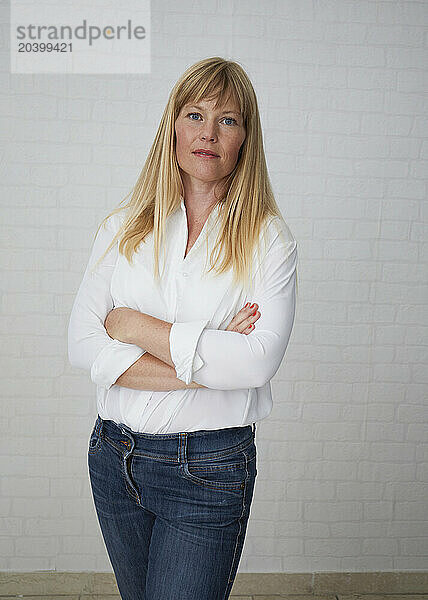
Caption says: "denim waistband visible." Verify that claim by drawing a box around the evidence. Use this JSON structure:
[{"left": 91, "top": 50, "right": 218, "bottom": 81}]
[{"left": 95, "top": 415, "right": 256, "bottom": 462}]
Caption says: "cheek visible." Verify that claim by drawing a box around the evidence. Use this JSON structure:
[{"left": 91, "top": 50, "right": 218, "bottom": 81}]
[
  {"left": 227, "top": 139, "right": 244, "bottom": 161},
  {"left": 228, "top": 131, "right": 245, "bottom": 155},
  {"left": 175, "top": 125, "right": 192, "bottom": 154}
]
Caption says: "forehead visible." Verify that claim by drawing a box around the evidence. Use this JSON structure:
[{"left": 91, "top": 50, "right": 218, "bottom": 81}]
[{"left": 182, "top": 97, "right": 241, "bottom": 115}]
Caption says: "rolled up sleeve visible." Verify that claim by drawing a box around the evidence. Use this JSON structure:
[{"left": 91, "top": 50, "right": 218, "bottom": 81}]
[
  {"left": 169, "top": 236, "right": 297, "bottom": 391},
  {"left": 67, "top": 214, "right": 146, "bottom": 390},
  {"left": 90, "top": 339, "right": 145, "bottom": 390},
  {"left": 169, "top": 318, "right": 210, "bottom": 384}
]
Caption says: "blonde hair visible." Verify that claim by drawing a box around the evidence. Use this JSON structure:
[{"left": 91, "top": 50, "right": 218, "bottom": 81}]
[{"left": 91, "top": 56, "right": 298, "bottom": 294}]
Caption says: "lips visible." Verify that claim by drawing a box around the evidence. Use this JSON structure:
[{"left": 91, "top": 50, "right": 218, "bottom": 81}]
[{"left": 192, "top": 149, "right": 219, "bottom": 157}]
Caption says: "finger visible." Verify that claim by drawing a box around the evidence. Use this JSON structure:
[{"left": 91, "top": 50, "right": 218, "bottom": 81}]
[
  {"left": 244, "top": 313, "right": 259, "bottom": 330},
  {"left": 242, "top": 323, "right": 255, "bottom": 335},
  {"left": 233, "top": 311, "right": 260, "bottom": 334},
  {"left": 225, "top": 303, "right": 260, "bottom": 332},
  {"left": 225, "top": 304, "right": 249, "bottom": 331},
  {"left": 234, "top": 303, "right": 259, "bottom": 328}
]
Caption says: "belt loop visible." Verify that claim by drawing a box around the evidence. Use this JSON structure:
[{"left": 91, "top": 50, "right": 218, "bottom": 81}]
[
  {"left": 96, "top": 415, "right": 104, "bottom": 437},
  {"left": 252, "top": 422, "right": 256, "bottom": 436},
  {"left": 178, "top": 432, "right": 188, "bottom": 463}
]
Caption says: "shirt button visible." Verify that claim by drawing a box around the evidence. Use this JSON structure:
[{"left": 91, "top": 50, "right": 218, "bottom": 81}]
[{"left": 182, "top": 272, "right": 188, "bottom": 277}]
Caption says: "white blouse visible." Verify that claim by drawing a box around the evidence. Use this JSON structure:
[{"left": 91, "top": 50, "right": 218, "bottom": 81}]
[{"left": 68, "top": 197, "right": 298, "bottom": 434}]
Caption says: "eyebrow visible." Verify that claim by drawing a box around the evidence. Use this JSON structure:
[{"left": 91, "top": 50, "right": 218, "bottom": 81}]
[{"left": 186, "top": 104, "right": 241, "bottom": 116}]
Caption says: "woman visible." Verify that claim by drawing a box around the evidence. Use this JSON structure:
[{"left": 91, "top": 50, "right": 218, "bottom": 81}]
[{"left": 68, "top": 57, "right": 298, "bottom": 600}]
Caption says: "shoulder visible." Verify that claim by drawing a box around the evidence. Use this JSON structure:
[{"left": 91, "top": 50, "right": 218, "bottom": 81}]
[
  {"left": 260, "top": 215, "right": 297, "bottom": 259},
  {"left": 249, "top": 216, "right": 297, "bottom": 285},
  {"left": 100, "top": 210, "right": 127, "bottom": 236}
]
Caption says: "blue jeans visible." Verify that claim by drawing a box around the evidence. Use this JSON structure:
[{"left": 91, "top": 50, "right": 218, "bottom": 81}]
[{"left": 87, "top": 415, "right": 257, "bottom": 600}]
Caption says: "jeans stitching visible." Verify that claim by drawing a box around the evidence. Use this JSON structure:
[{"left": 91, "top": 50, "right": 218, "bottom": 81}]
[
  {"left": 88, "top": 442, "right": 103, "bottom": 455},
  {"left": 181, "top": 466, "right": 244, "bottom": 493},
  {"left": 88, "top": 424, "right": 104, "bottom": 455},
  {"left": 99, "top": 421, "right": 253, "bottom": 440},
  {"left": 119, "top": 431, "right": 142, "bottom": 505},
  {"left": 189, "top": 455, "right": 255, "bottom": 471},
  {"left": 182, "top": 461, "right": 245, "bottom": 491},
  {"left": 122, "top": 456, "right": 141, "bottom": 504},
  {"left": 181, "top": 443, "right": 255, "bottom": 493},
  {"left": 103, "top": 435, "right": 254, "bottom": 462},
  {"left": 224, "top": 448, "right": 249, "bottom": 594}
]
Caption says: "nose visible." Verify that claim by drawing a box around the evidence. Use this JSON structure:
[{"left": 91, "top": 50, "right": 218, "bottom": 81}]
[{"left": 200, "top": 121, "right": 217, "bottom": 142}]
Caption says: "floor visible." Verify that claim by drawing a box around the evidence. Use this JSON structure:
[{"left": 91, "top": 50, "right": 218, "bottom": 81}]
[{"left": 1, "top": 594, "right": 428, "bottom": 599}]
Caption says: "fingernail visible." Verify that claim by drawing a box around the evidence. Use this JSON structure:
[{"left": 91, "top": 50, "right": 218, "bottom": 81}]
[
  {"left": 245, "top": 302, "right": 250, "bottom": 308},
  {"left": 250, "top": 303, "right": 255, "bottom": 309}
]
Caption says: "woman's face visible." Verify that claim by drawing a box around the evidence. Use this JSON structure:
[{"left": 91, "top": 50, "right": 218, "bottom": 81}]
[{"left": 174, "top": 96, "right": 246, "bottom": 188}]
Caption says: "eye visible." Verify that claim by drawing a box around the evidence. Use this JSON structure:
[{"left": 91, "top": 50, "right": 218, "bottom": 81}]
[
  {"left": 223, "top": 117, "right": 238, "bottom": 125},
  {"left": 185, "top": 112, "right": 238, "bottom": 126}
]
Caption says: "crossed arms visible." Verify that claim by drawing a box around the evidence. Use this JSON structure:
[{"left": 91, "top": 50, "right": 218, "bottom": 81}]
[
  {"left": 67, "top": 214, "right": 298, "bottom": 392},
  {"left": 103, "top": 308, "right": 206, "bottom": 391}
]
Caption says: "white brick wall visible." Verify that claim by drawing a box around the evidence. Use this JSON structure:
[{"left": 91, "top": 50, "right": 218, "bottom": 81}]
[{"left": 1, "top": 0, "right": 427, "bottom": 574}]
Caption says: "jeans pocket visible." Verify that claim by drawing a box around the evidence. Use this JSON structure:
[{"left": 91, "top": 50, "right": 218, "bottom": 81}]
[{"left": 182, "top": 444, "right": 255, "bottom": 494}]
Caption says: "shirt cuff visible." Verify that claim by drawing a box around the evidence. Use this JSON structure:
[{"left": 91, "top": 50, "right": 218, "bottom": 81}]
[
  {"left": 90, "top": 339, "right": 146, "bottom": 390},
  {"left": 169, "top": 319, "right": 210, "bottom": 384}
]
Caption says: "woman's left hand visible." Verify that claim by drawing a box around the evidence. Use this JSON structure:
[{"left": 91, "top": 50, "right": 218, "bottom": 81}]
[{"left": 104, "top": 307, "right": 139, "bottom": 344}]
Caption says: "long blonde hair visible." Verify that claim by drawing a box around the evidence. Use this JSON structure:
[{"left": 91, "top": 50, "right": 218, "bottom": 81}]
[{"left": 91, "top": 56, "right": 297, "bottom": 293}]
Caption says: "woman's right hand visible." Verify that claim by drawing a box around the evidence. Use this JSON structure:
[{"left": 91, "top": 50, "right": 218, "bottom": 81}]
[{"left": 225, "top": 303, "right": 260, "bottom": 335}]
